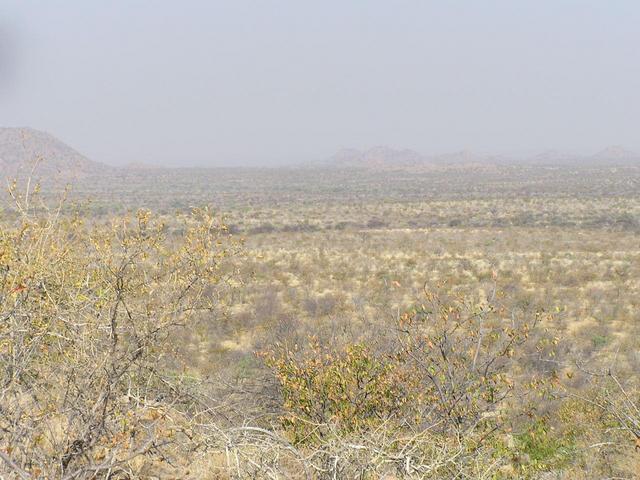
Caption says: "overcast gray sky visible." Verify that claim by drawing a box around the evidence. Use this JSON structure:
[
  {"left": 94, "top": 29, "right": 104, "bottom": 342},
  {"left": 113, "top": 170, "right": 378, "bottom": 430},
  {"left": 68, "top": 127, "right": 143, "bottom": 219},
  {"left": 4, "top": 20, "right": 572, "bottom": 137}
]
[{"left": 1, "top": 1, "right": 639, "bottom": 166}]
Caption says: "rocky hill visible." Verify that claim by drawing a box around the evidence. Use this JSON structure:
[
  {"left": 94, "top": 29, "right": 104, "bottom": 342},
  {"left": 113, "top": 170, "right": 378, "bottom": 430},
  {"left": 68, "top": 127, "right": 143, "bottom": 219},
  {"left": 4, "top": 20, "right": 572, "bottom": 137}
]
[
  {"left": 328, "top": 146, "right": 430, "bottom": 169},
  {"left": 326, "top": 145, "right": 640, "bottom": 170},
  {"left": 0, "top": 127, "right": 112, "bottom": 183},
  {"left": 591, "top": 146, "right": 640, "bottom": 165}
]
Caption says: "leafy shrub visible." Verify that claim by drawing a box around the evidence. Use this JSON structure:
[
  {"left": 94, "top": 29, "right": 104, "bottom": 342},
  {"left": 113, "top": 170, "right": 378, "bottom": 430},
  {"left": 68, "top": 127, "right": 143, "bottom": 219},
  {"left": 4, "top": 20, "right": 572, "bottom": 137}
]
[
  {"left": 262, "top": 286, "right": 551, "bottom": 476},
  {"left": 513, "top": 418, "right": 577, "bottom": 475},
  {"left": 262, "top": 340, "right": 412, "bottom": 442}
]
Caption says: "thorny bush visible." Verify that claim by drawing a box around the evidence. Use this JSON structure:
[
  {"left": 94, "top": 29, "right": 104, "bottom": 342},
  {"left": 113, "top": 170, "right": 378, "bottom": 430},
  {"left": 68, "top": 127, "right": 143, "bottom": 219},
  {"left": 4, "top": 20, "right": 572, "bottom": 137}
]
[{"left": 0, "top": 185, "right": 242, "bottom": 478}]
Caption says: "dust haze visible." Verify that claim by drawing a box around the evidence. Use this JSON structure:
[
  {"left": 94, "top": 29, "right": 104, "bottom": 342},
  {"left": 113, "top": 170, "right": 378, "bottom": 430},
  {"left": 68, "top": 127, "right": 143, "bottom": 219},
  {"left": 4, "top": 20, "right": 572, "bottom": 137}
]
[{"left": 1, "top": 1, "right": 639, "bottom": 166}]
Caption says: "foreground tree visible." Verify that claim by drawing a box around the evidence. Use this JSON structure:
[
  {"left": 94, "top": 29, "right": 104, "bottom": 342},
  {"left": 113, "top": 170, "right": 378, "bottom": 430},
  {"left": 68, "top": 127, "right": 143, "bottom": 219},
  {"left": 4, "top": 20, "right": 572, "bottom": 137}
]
[{"left": 0, "top": 185, "right": 241, "bottom": 478}]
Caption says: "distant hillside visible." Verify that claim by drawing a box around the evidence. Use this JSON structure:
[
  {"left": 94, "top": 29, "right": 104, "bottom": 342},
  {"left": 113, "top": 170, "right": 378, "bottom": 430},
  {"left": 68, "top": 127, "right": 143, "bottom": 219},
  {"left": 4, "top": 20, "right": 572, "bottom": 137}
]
[
  {"left": 325, "top": 146, "right": 499, "bottom": 170},
  {"left": 591, "top": 146, "right": 640, "bottom": 165},
  {"left": 328, "top": 146, "right": 429, "bottom": 169},
  {"left": 0, "top": 127, "right": 112, "bottom": 183},
  {"left": 326, "top": 145, "right": 640, "bottom": 170}
]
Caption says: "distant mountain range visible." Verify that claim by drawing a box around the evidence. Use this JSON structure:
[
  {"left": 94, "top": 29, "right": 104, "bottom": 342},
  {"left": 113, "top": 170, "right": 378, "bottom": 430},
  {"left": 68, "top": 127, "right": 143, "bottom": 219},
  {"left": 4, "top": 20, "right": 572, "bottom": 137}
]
[
  {"left": 324, "top": 146, "right": 506, "bottom": 170},
  {"left": 323, "top": 146, "right": 640, "bottom": 169},
  {"left": 1, "top": 128, "right": 639, "bottom": 182},
  {"left": 326, "top": 146, "right": 640, "bottom": 169}
]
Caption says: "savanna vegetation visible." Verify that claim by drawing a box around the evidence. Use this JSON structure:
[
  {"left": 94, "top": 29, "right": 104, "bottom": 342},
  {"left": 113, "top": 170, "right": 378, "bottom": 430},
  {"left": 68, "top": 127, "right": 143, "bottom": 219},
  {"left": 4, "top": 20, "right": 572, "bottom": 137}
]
[{"left": 2, "top": 164, "right": 640, "bottom": 478}]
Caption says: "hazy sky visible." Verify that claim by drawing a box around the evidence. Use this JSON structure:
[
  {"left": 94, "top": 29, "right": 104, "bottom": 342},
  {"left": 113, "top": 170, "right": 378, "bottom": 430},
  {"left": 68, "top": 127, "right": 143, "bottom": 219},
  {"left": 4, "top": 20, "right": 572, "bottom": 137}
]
[{"left": 1, "top": 1, "right": 639, "bottom": 166}]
